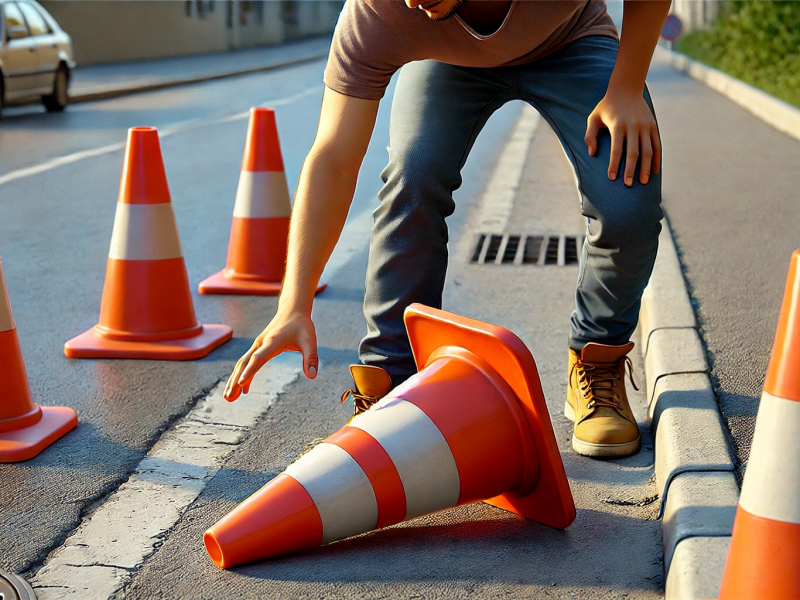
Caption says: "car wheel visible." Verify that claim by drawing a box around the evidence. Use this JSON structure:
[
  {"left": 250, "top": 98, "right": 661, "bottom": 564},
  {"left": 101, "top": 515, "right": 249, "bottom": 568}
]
[{"left": 43, "top": 65, "right": 69, "bottom": 112}]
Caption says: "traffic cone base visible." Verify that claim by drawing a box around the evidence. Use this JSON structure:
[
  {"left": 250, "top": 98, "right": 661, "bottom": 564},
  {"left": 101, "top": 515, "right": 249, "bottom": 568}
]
[
  {"left": 64, "top": 323, "right": 231, "bottom": 361},
  {"left": 198, "top": 271, "right": 327, "bottom": 296},
  {"left": 204, "top": 304, "right": 575, "bottom": 568},
  {"left": 0, "top": 405, "right": 77, "bottom": 463},
  {"left": 403, "top": 306, "right": 574, "bottom": 526}
]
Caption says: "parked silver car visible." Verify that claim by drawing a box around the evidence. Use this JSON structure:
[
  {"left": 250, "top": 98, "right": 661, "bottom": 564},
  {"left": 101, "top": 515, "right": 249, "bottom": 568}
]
[{"left": 0, "top": 0, "right": 74, "bottom": 117}]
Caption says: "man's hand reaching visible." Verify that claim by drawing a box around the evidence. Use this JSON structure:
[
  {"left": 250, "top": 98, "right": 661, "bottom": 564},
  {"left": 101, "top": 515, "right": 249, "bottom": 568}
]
[
  {"left": 224, "top": 310, "right": 318, "bottom": 401},
  {"left": 585, "top": 88, "right": 661, "bottom": 188}
]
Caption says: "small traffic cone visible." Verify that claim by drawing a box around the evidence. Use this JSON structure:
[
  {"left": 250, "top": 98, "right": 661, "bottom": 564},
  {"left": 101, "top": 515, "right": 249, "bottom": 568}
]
[
  {"left": 64, "top": 127, "right": 232, "bottom": 360},
  {"left": 204, "top": 304, "right": 575, "bottom": 568},
  {"left": 0, "top": 258, "right": 77, "bottom": 462},
  {"left": 718, "top": 249, "right": 800, "bottom": 599},
  {"left": 198, "top": 107, "right": 325, "bottom": 296}
]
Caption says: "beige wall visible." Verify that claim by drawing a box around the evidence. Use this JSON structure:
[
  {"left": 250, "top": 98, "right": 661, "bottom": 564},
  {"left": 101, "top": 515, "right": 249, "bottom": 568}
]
[{"left": 40, "top": 0, "right": 342, "bottom": 65}]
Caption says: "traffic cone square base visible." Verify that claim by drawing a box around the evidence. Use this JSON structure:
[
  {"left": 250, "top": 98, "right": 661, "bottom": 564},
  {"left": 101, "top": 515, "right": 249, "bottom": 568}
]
[
  {"left": 65, "top": 324, "right": 232, "bottom": 361},
  {"left": 0, "top": 405, "right": 77, "bottom": 462},
  {"left": 198, "top": 271, "right": 326, "bottom": 297},
  {"left": 403, "top": 305, "right": 574, "bottom": 527}
]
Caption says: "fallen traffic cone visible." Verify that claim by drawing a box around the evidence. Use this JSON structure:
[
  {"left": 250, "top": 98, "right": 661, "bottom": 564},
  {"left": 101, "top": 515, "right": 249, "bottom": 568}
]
[
  {"left": 0, "top": 258, "right": 77, "bottom": 462},
  {"left": 204, "top": 303, "right": 575, "bottom": 568},
  {"left": 64, "top": 127, "right": 232, "bottom": 360},
  {"left": 199, "top": 107, "right": 325, "bottom": 296},
  {"left": 718, "top": 249, "right": 800, "bottom": 599}
]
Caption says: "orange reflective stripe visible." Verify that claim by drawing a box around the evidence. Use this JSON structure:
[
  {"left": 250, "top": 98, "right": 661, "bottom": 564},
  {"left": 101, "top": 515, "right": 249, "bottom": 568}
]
[
  {"left": 719, "top": 506, "right": 800, "bottom": 599},
  {"left": 117, "top": 128, "right": 172, "bottom": 205},
  {"left": 204, "top": 474, "right": 323, "bottom": 568},
  {"left": 0, "top": 329, "right": 39, "bottom": 429},
  {"left": 241, "top": 108, "right": 284, "bottom": 173},
  {"left": 224, "top": 217, "right": 289, "bottom": 282},
  {"left": 765, "top": 249, "right": 800, "bottom": 401},
  {"left": 326, "top": 426, "right": 406, "bottom": 529},
  {"left": 98, "top": 258, "right": 199, "bottom": 340}
]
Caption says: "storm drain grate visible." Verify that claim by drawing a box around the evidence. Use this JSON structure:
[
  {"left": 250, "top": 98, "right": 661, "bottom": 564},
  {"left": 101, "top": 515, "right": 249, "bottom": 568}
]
[{"left": 472, "top": 233, "right": 584, "bottom": 266}]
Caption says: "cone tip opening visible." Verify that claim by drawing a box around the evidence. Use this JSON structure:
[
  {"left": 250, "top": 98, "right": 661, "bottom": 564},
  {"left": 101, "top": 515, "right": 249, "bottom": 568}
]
[
  {"left": 250, "top": 107, "right": 274, "bottom": 116},
  {"left": 129, "top": 126, "right": 157, "bottom": 133},
  {"left": 203, "top": 530, "right": 225, "bottom": 568}
]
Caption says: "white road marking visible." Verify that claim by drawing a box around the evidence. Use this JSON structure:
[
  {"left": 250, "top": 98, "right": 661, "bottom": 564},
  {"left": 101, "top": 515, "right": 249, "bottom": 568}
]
[
  {"left": 472, "top": 104, "right": 540, "bottom": 233},
  {"left": 0, "top": 86, "right": 323, "bottom": 190},
  {"left": 30, "top": 196, "right": 374, "bottom": 598}
]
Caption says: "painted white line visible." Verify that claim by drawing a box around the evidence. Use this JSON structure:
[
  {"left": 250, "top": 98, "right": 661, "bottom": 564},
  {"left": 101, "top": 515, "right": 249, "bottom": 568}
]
[
  {"left": 0, "top": 86, "right": 323, "bottom": 190},
  {"left": 472, "top": 104, "right": 540, "bottom": 233},
  {"left": 30, "top": 196, "right": 373, "bottom": 598}
]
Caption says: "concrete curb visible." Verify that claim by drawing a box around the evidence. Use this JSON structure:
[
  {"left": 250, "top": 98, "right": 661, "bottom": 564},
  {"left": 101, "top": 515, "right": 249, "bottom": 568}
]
[
  {"left": 68, "top": 51, "right": 329, "bottom": 104},
  {"left": 639, "top": 221, "right": 737, "bottom": 599},
  {"left": 654, "top": 46, "right": 800, "bottom": 144}
]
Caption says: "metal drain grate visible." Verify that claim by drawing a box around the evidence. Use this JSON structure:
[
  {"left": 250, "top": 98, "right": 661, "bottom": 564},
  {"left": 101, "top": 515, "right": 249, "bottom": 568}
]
[{"left": 471, "top": 233, "right": 584, "bottom": 266}]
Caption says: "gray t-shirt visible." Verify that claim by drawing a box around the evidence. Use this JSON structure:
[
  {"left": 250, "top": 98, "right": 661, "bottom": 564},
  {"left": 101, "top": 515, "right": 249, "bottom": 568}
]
[{"left": 324, "top": 0, "right": 619, "bottom": 100}]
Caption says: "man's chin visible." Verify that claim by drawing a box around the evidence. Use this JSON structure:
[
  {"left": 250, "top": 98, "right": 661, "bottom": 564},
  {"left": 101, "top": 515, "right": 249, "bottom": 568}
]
[{"left": 426, "top": 0, "right": 466, "bottom": 20}]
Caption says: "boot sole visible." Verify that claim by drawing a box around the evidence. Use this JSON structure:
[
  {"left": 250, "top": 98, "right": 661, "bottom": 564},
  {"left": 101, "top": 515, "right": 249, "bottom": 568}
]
[{"left": 564, "top": 401, "right": 642, "bottom": 458}]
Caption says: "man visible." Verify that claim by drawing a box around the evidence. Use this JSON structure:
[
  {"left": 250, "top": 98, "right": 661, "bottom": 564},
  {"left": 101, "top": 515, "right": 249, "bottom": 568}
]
[{"left": 224, "top": 0, "right": 670, "bottom": 459}]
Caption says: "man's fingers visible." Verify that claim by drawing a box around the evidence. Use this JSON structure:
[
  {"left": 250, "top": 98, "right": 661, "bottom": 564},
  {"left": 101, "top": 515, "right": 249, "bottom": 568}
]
[
  {"left": 585, "top": 114, "right": 602, "bottom": 157},
  {"left": 651, "top": 124, "right": 662, "bottom": 175},
  {"left": 623, "top": 126, "right": 640, "bottom": 187},
  {"left": 224, "top": 350, "right": 254, "bottom": 401},
  {"left": 298, "top": 332, "right": 319, "bottom": 379},
  {"left": 639, "top": 132, "right": 653, "bottom": 185},
  {"left": 237, "top": 342, "right": 280, "bottom": 390},
  {"left": 608, "top": 125, "right": 624, "bottom": 180}
]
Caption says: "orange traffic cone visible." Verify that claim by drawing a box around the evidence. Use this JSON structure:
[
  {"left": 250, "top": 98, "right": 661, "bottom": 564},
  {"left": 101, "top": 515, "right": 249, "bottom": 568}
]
[
  {"left": 0, "top": 258, "right": 77, "bottom": 462},
  {"left": 204, "top": 304, "right": 575, "bottom": 568},
  {"left": 199, "top": 107, "right": 325, "bottom": 296},
  {"left": 64, "top": 127, "right": 232, "bottom": 360},
  {"left": 718, "top": 249, "right": 800, "bottom": 599}
]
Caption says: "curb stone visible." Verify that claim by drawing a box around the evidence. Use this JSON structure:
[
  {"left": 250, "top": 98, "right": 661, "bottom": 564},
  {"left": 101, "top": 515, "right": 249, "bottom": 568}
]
[
  {"left": 68, "top": 50, "right": 329, "bottom": 104},
  {"left": 639, "top": 221, "right": 737, "bottom": 599},
  {"left": 654, "top": 46, "right": 800, "bottom": 144}
]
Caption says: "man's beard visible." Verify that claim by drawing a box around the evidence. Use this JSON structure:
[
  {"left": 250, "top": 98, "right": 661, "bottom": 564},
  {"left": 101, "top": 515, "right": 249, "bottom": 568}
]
[{"left": 430, "top": 0, "right": 467, "bottom": 21}]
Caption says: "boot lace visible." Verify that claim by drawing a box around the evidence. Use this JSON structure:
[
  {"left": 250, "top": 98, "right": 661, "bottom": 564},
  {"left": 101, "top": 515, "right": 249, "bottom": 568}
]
[
  {"left": 340, "top": 389, "right": 378, "bottom": 416},
  {"left": 571, "top": 356, "right": 639, "bottom": 411}
]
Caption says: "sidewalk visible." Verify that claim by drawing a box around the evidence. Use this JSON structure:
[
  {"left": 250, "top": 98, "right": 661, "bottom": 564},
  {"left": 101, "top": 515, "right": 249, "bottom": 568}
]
[{"left": 68, "top": 36, "right": 331, "bottom": 102}]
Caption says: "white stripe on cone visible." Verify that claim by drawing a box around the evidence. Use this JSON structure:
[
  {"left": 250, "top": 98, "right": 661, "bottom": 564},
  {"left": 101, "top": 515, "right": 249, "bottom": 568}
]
[
  {"left": 108, "top": 203, "right": 183, "bottom": 261},
  {"left": 0, "top": 260, "right": 15, "bottom": 333},
  {"left": 286, "top": 442, "right": 378, "bottom": 543},
  {"left": 232, "top": 171, "right": 291, "bottom": 219},
  {"left": 350, "top": 398, "right": 460, "bottom": 520},
  {"left": 739, "top": 392, "right": 800, "bottom": 524}
]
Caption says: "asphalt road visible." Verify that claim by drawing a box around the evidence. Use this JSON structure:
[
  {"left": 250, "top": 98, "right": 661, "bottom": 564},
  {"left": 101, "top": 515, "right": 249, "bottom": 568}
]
[
  {"left": 0, "top": 50, "right": 663, "bottom": 598},
  {"left": 647, "top": 56, "right": 800, "bottom": 478}
]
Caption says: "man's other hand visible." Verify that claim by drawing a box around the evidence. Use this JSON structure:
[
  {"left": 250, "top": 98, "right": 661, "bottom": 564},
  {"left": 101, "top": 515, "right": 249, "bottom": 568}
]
[{"left": 585, "top": 89, "right": 661, "bottom": 187}]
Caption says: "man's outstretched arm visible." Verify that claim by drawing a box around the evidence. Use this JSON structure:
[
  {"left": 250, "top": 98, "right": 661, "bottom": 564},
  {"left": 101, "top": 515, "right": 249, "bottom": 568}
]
[
  {"left": 585, "top": 0, "right": 672, "bottom": 187},
  {"left": 225, "top": 88, "right": 380, "bottom": 400}
]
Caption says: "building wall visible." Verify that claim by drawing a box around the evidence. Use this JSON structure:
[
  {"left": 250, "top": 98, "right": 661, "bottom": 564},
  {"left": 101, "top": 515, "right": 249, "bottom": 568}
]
[
  {"left": 670, "top": 0, "right": 720, "bottom": 33},
  {"left": 39, "top": 0, "right": 342, "bottom": 65}
]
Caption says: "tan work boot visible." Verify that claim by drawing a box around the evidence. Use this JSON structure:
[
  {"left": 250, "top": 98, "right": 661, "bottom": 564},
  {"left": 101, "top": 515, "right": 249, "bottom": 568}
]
[
  {"left": 340, "top": 364, "right": 392, "bottom": 421},
  {"left": 565, "top": 342, "right": 641, "bottom": 458}
]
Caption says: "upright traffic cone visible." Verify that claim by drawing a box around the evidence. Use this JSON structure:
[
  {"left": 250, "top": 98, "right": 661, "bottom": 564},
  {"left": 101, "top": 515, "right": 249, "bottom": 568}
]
[
  {"left": 198, "top": 107, "right": 325, "bottom": 296},
  {"left": 0, "top": 258, "right": 77, "bottom": 462},
  {"left": 718, "top": 249, "right": 800, "bottom": 599},
  {"left": 64, "top": 127, "right": 232, "bottom": 360},
  {"left": 204, "top": 304, "right": 575, "bottom": 568}
]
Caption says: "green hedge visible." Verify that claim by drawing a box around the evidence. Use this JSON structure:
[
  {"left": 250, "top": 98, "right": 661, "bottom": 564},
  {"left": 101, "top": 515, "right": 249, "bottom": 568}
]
[{"left": 676, "top": 1, "right": 800, "bottom": 107}]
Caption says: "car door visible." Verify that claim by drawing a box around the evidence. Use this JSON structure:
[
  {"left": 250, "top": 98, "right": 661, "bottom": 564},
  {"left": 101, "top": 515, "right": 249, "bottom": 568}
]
[
  {"left": 17, "top": 0, "right": 55, "bottom": 91},
  {"left": 2, "top": 1, "right": 38, "bottom": 98}
]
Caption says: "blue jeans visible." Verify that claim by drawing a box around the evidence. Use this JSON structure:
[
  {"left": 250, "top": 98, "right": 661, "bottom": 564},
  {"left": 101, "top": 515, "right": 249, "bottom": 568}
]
[{"left": 359, "top": 36, "right": 663, "bottom": 385}]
